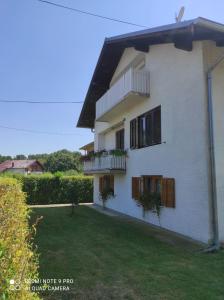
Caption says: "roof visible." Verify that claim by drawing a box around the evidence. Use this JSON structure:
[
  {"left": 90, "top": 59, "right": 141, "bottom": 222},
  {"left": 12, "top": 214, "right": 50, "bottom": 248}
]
[
  {"left": 77, "top": 17, "right": 224, "bottom": 129},
  {"left": 79, "top": 142, "right": 94, "bottom": 151},
  {"left": 0, "top": 160, "right": 43, "bottom": 172}
]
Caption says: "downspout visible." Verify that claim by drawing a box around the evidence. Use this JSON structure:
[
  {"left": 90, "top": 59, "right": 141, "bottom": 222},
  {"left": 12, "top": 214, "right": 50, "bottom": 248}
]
[{"left": 206, "top": 52, "right": 224, "bottom": 251}]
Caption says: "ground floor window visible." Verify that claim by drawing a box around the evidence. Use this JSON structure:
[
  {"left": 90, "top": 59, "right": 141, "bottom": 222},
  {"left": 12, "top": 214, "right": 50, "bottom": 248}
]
[
  {"left": 99, "top": 175, "right": 114, "bottom": 195},
  {"left": 132, "top": 176, "right": 175, "bottom": 208}
]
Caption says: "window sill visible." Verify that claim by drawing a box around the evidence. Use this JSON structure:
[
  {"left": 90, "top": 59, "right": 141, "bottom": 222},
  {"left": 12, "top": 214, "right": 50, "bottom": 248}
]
[{"left": 130, "top": 142, "right": 162, "bottom": 151}]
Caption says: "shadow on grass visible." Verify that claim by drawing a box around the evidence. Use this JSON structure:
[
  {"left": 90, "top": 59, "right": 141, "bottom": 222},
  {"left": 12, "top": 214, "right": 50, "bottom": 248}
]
[{"left": 31, "top": 206, "right": 224, "bottom": 300}]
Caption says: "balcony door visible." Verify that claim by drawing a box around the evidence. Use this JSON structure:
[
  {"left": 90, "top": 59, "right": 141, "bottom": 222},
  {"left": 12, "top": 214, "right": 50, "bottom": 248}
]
[{"left": 116, "top": 129, "right": 124, "bottom": 150}]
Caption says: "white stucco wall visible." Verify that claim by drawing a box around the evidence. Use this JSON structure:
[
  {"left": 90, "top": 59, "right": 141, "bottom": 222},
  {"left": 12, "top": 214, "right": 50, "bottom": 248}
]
[
  {"left": 94, "top": 41, "right": 217, "bottom": 243},
  {"left": 209, "top": 60, "right": 224, "bottom": 241}
]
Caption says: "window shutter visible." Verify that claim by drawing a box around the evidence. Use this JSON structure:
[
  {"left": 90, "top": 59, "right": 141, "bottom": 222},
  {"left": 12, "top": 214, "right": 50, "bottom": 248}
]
[
  {"left": 116, "top": 131, "right": 120, "bottom": 150},
  {"left": 132, "top": 177, "right": 141, "bottom": 200},
  {"left": 130, "top": 119, "right": 137, "bottom": 149},
  {"left": 99, "top": 177, "right": 103, "bottom": 193},
  {"left": 162, "top": 178, "right": 175, "bottom": 208},
  {"left": 153, "top": 106, "right": 161, "bottom": 144},
  {"left": 142, "top": 176, "right": 148, "bottom": 194}
]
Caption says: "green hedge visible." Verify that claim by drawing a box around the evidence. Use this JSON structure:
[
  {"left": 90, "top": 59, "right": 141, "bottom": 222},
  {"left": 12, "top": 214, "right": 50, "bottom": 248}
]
[
  {"left": 19, "top": 175, "right": 93, "bottom": 205},
  {"left": 0, "top": 178, "right": 40, "bottom": 299}
]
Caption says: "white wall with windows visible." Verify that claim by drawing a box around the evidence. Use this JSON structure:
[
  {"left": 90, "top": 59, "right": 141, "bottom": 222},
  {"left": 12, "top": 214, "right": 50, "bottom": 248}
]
[{"left": 93, "top": 41, "right": 224, "bottom": 243}]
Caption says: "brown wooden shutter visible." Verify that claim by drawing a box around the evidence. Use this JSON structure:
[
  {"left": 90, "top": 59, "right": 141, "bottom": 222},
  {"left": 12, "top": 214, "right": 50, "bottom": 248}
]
[
  {"left": 132, "top": 177, "right": 141, "bottom": 200},
  {"left": 153, "top": 106, "right": 161, "bottom": 144},
  {"left": 162, "top": 178, "right": 175, "bottom": 208},
  {"left": 130, "top": 119, "right": 137, "bottom": 149},
  {"left": 99, "top": 177, "right": 104, "bottom": 193},
  {"left": 142, "top": 176, "right": 147, "bottom": 194}
]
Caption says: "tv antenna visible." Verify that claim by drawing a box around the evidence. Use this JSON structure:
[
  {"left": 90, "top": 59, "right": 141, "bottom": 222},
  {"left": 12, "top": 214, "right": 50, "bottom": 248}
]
[{"left": 175, "top": 6, "right": 185, "bottom": 23}]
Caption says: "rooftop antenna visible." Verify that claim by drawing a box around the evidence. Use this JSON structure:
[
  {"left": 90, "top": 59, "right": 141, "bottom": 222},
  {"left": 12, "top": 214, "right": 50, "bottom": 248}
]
[{"left": 175, "top": 6, "right": 185, "bottom": 23}]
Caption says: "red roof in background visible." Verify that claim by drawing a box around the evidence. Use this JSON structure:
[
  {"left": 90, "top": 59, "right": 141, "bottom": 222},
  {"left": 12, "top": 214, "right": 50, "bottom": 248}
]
[{"left": 0, "top": 160, "right": 43, "bottom": 172}]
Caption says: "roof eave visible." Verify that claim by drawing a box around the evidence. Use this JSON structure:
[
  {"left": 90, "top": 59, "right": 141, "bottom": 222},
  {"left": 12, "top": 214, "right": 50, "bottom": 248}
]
[{"left": 76, "top": 17, "right": 224, "bottom": 129}]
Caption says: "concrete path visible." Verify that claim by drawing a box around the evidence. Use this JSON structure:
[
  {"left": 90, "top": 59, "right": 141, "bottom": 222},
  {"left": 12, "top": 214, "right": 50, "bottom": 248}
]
[
  {"left": 29, "top": 203, "right": 93, "bottom": 208},
  {"left": 89, "top": 204, "right": 119, "bottom": 216}
]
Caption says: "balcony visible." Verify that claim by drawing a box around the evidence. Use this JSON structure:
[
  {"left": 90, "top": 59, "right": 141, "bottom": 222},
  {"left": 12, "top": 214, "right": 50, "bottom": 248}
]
[
  {"left": 96, "top": 68, "right": 150, "bottom": 122},
  {"left": 83, "top": 154, "right": 126, "bottom": 174}
]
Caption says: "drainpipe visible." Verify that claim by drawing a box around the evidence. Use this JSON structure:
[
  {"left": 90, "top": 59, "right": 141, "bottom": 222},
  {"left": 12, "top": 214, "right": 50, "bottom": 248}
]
[{"left": 206, "top": 52, "right": 224, "bottom": 251}]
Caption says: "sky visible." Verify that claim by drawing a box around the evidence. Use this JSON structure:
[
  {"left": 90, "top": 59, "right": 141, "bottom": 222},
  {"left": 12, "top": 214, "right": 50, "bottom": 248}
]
[{"left": 0, "top": 0, "right": 224, "bottom": 156}]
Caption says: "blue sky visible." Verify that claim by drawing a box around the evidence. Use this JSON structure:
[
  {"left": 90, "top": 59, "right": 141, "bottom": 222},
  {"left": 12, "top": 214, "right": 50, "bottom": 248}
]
[{"left": 0, "top": 0, "right": 224, "bottom": 156}]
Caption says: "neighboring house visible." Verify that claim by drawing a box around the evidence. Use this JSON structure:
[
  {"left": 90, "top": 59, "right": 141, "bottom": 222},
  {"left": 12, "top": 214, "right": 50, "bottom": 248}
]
[
  {"left": 77, "top": 17, "right": 224, "bottom": 246},
  {"left": 0, "top": 160, "right": 44, "bottom": 174},
  {"left": 79, "top": 142, "right": 94, "bottom": 156}
]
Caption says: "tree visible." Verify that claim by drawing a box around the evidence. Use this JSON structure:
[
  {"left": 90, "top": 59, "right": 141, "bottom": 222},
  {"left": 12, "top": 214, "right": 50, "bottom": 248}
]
[
  {"left": 0, "top": 155, "right": 12, "bottom": 163},
  {"left": 44, "top": 149, "right": 82, "bottom": 173},
  {"left": 28, "top": 153, "right": 49, "bottom": 166},
  {"left": 15, "top": 154, "right": 27, "bottom": 160},
  {"left": 0, "top": 149, "right": 83, "bottom": 173}
]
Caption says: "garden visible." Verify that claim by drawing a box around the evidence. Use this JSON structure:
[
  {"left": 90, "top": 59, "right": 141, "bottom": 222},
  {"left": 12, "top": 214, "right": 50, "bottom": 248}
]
[{"left": 1, "top": 176, "right": 224, "bottom": 300}]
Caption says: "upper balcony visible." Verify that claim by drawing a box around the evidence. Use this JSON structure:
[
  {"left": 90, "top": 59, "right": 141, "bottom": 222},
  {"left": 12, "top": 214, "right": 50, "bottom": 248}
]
[{"left": 96, "top": 68, "right": 150, "bottom": 122}]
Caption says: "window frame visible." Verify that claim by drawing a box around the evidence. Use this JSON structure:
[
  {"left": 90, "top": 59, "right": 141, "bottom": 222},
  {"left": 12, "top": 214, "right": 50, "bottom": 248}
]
[
  {"left": 142, "top": 175, "right": 163, "bottom": 202},
  {"left": 130, "top": 106, "right": 161, "bottom": 150},
  {"left": 131, "top": 175, "right": 175, "bottom": 208}
]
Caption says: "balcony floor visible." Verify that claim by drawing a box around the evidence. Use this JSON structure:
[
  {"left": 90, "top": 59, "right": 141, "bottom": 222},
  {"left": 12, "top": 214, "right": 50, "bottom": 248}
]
[
  {"left": 84, "top": 169, "right": 126, "bottom": 175},
  {"left": 96, "top": 92, "right": 148, "bottom": 122}
]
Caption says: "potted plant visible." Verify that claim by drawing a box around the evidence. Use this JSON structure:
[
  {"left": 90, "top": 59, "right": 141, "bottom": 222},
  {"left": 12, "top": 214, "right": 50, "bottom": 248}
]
[
  {"left": 135, "top": 192, "right": 162, "bottom": 222},
  {"left": 109, "top": 149, "right": 127, "bottom": 156}
]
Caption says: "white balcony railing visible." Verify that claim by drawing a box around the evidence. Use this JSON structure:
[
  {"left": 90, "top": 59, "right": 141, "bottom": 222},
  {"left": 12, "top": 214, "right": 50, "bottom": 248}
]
[
  {"left": 96, "top": 68, "right": 150, "bottom": 121},
  {"left": 83, "top": 155, "right": 126, "bottom": 174}
]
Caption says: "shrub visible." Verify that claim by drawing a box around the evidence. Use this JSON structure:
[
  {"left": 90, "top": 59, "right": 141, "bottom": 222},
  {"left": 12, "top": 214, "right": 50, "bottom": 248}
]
[
  {"left": 17, "top": 175, "right": 93, "bottom": 205},
  {"left": 0, "top": 178, "right": 40, "bottom": 300},
  {"left": 99, "top": 187, "right": 114, "bottom": 209}
]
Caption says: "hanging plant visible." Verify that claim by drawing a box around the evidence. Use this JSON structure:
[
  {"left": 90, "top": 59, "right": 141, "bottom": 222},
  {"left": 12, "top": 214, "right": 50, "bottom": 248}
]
[
  {"left": 109, "top": 149, "right": 127, "bottom": 156},
  {"left": 135, "top": 192, "right": 162, "bottom": 220},
  {"left": 81, "top": 149, "right": 127, "bottom": 161},
  {"left": 99, "top": 187, "right": 115, "bottom": 209},
  {"left": 80, "top": 155, "right": 92, "bottom": 162},
  {"left": 94, "top": 150, "right": 107, "bottom": 158}
]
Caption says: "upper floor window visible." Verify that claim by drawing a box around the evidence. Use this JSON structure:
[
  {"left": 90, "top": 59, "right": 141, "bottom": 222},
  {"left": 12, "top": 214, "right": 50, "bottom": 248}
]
[
  {"left": 116, "top": 129, "right": 124, "bottom": 150},
  {"left": 130, "top": 106, "right": 161, "bottom": 149}
]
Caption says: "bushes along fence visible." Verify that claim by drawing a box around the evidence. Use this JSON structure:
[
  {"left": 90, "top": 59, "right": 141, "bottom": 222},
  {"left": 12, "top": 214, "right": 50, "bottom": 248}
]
[
  {"left": 17, "top": 175, "right": 93, "bottom": 205},
  {"left": 0, "top": 178, "right": 40, "bottom": 299}
]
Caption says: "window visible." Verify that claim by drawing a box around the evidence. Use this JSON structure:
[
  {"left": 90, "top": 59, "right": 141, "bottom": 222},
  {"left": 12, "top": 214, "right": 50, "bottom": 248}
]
[
  {"left": 99, "top": 175, "right": 114, "bottom": 195},
  {"left": 142, "top": 175, "right": 162, "bottom": 194},
  {"left": 116, "top": 129, "right": 124, "bottom": 150},
  {"left": 131, "top": 176, "right": 175, "bottom": 208},
  {"left": 130, "top": 106, "right": 161, "bottom": 149}
]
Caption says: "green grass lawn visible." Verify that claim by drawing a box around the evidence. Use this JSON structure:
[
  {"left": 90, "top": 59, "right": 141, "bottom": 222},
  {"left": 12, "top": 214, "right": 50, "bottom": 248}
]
[{"left": 32, "top": 206, "right": 224, "bottom": 300}]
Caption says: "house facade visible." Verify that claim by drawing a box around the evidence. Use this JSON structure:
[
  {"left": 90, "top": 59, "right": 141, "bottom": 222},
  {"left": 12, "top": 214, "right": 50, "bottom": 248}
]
[
  {"left": 77, "top": 18, "right": 224, "bottom": 245},
  {"left": 0, "top": 160, "right": 44, "bottom": 174}
]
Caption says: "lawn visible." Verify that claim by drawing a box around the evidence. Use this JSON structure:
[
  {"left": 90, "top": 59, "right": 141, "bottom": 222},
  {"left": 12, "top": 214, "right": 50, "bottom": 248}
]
[{"left": 32, "top": 206, "right": 224, "bottom": 300}]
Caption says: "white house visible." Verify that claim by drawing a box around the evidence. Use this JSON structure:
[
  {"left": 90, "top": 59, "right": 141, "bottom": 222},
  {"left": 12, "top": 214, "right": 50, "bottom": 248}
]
[
  {"left": 0, "top": 160, "right": 44, "bottom": 174},
  {"left": 77, "top": 17, "right": 224, "bottom": 247}
]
